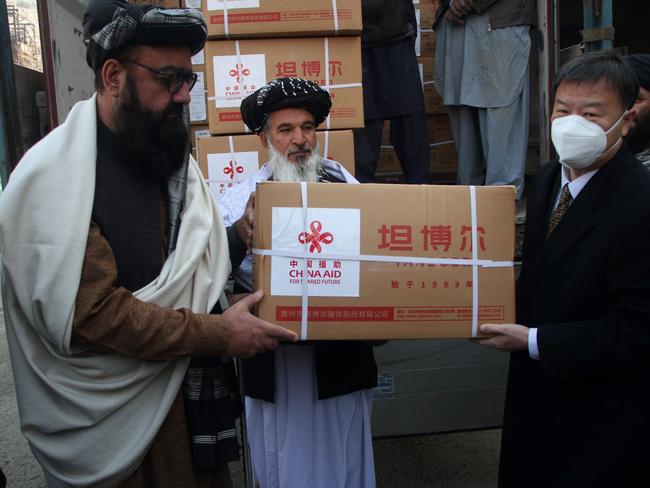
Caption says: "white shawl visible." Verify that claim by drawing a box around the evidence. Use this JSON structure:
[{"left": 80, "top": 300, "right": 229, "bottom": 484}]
[{"left": 0, "top": 95, "right": 230, "bottom": 487}]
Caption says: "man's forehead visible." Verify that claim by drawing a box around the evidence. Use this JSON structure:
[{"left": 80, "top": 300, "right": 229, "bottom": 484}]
[
  {"left": 269, "top": 108, "right": 315, "bottom": 127},
  {"left": 134, "top": 44, "right": 193, "bottom": 69},
  {"left": 555, "top": 79, "right": 623, "bottom": 107}
]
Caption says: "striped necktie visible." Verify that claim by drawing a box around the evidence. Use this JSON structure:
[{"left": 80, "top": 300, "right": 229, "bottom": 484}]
[{"left": 546, "top": 184, "right": 572, "bottom": 239}]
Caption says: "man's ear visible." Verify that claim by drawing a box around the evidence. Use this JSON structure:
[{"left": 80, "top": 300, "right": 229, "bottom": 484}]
[
  {"left": 102, "top": 59, "right": 124, "bottom": 97},
  {"left": 621, "top": 107, "right": 637, "bottom": 137},
  {"left": 259, "top": 132, "right": 269, "bottom": 149}
]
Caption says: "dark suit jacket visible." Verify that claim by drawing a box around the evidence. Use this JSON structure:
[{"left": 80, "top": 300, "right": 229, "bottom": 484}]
[{"left": 499, "top": 145, "right": 650, "bottom": 488}]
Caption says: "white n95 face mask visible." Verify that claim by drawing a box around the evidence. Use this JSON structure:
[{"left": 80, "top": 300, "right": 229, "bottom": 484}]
[{"left": 551, "top": 111, "right": 627, "bottom": 169}]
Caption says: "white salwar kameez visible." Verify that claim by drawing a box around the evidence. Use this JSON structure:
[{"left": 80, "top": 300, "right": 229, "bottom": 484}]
[
  {"left": 245, "top": 346, "right": 376, "bottom": 488},
  {"left": 219, "top": 159, "right": 376, "bottom": 488}
]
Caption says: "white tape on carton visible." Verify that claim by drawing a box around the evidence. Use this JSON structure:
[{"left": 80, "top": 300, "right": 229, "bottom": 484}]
[
  {"left": 470, "top": 185, "right": 479, "bottom": 336},
  {"left": 332, "top": 0, "right": 340, "bottom": 34},
  {"left": 300, "top": 182, "right": 310, "bottom": 339}
]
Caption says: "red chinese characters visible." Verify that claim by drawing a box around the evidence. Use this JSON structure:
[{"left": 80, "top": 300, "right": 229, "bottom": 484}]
[
  {"left": 274, "top": 60, "right": 345, "bottom": 80},
  {"left": 377, "top": 224, "right": 488, "bottom": 253}
]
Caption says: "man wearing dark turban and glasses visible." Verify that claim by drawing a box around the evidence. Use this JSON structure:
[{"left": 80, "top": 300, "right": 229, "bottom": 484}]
[{"left": 0, "top": 1, "right": 296, "bottom": 486}]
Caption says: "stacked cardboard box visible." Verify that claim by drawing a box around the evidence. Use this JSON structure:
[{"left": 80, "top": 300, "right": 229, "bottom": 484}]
[
  {"left": 204, "top": 37, "right": 363, "bottom": 134},
  {"left": 198, "top": 130, "right": 356, "bottom": 201},
  {"left": 201, "top": 0, "right": 362, "bottom": 39},
  {"left": 184, "top": 1, "right": 209, "bottom": 151},
  {"left": 414, "top": 0, "right": 436, "bottom": 58},
  {"left": 376, "top": 0, "right": 458, "bottom": 181},
  {"left": 186, "top": 0, "right": 362, "bottom": 200}
]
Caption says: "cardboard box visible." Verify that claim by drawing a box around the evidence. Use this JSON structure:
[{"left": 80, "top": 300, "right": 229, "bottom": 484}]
[
  {"left": 252, "top": 182, "right": 515, "bottom": 339},
  {"left": 418, "top": 57, "right": 447, "bottom": 114},
  {"left": 382, "top": 114, "right": 452, "bottom": 145},
  {"left": 376, "top": 140, "right": 457, "bottom": 175},
  {"left": 430, "top": 141, "right": 458, "bottom": 174},
  {"left": 428, "top": 114, "right": 453, "bottom": 142},
  {"left": 205, "top": 37, "right": 364, "bottom": 134},
  {"left": 201, "top": 0, "right": 362, "bottom": 39},
  {"left": 190, "top": 124, "right": 211, "bottom": 160},
  {"left": 415, "top": 2, "right": 436, "bottom": 57},
  {"left": 189, "top": 66, "right": 208, "bottom": 124},
  {"left": 424, "top": 84, "right": 447, "bottom": 115},
  {"left": 376, "top": 146, "right": 401, "bottom": 173},
  {"left": 198, "top": 130, "right": 356, "bottom": 201}
]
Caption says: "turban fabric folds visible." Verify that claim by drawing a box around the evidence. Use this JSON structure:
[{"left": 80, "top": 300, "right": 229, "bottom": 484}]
[{"left": 83, "top": 0, "right": 207, "bottom": 71}]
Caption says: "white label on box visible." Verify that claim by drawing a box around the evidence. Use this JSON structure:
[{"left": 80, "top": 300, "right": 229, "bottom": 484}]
[
  {"left": 213, "top": 54, "right": 266, "bottom": 108},
  {"left": 207, "top": 150, "right": 260, "bottom": 183},
  {"left": 207, "top": 0, "right": 260, "bottom": 10},
  {"left": 193, "top": 129, "right": 211, "bottom": 154},
  {"left": 185, "top": 0, "right": 201, "bottom": 8},
  {"left": 207, "top": 181, "right": 236, "bottom": 202},
  {"left": 192, "top": 48, "right": 205, "bottom": 65},
  {"left": 271, "top": 207, "right": 360, "bottom": 297},
  {"left": 415, "top": 11, "right": 421, "bottom": 57},
  {"left": 189, "top": 71, "right": 206, "bottom": 122}
]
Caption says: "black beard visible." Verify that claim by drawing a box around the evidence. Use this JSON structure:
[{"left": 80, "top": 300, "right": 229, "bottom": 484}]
[
  {"left": 626, "top": 110, "right": 650, "bottom": 155},
  {"left": 114, "top": 73, "right": 188, "bottom": 180}
]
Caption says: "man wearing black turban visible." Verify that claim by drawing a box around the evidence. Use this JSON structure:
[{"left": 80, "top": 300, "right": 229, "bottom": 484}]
[
  {"left": 626, "top": 54, "right": 650, "bottom": 165},
  {"left": 0, "top": 1, "right": 297, "bottom": 487},
  {"left": 239, "top": 77, "right": 332, "bottom": 135},
  {"left": 219, "top": 78, "right": 379, "bottom": 488}
]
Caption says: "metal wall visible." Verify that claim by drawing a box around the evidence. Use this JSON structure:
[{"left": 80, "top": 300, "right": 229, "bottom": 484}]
[{"left": 372, "top": 340, "right": 508, "bottom": 437}]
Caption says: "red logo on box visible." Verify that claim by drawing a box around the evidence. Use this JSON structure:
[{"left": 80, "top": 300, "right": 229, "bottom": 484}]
[
  {"left": 223, "top": 160, "right": 244, "bottom": 179},
  {"left": 229, "top": 63, "right": 251, "bottom": 83},
  {"left": 298, "top": 220, "right": 334, "bottom": 253}
]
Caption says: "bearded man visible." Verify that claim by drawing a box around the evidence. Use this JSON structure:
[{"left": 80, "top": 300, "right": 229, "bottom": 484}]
[
  {"left": 0, "top": 1, "right": 295, "bottom": 487},
  {"left": 625, "top": 54, "right": 650, "bottom": 166},
  {"left": 219, "top": 78, "right": 378, "bottom": 488}
]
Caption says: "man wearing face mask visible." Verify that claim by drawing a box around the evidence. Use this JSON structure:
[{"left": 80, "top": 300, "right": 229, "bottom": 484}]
[{"left": 473, "top": 52, "right": 650, "bottom": 487}]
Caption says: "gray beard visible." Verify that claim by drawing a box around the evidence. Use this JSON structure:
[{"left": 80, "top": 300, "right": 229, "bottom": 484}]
[{"left": 267, "top": 142, "right": 322, "bottom": 183}]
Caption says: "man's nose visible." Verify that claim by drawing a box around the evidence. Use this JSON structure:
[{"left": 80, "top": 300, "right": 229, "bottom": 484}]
[
  {"left": 291, "top": 127, "right": 306, "bottom": 145},
  {"left": 173, "top": 81, "right": 192, "bottom": 105}
]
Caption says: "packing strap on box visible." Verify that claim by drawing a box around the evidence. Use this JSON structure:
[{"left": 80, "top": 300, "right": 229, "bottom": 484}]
[
  {"left": 321, "top": 37, "right": 362, "bottom": 129},
  {"left": 253, "top": 184, "right": 514, "bottom": 339},
  {"left": 380, "top": 140, "right": 454, "bottom": 150},
  {"left": 207, "top": 38, "right": 361, "bottom": 132},
  {"left": 212, "top": 0, "right": 341, "bottom": 38}
]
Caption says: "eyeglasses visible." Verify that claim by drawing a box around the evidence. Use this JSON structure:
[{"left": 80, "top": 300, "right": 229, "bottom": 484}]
[{"left": 123, "top": 60, "right": 198, "bottom": 94}]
